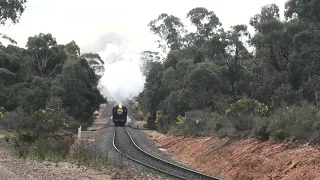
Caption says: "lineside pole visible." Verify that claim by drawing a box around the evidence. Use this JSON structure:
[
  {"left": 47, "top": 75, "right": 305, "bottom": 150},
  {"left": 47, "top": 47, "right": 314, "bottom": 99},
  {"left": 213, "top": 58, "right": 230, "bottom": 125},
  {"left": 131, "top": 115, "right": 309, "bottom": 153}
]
[{"left": 78, "top": 126, "right": 81, "bottom": 139}]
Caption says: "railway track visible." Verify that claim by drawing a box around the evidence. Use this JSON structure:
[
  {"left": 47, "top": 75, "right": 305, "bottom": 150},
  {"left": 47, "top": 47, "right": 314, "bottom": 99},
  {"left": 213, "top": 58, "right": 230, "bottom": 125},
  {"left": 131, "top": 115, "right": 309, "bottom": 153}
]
[{"left": 113, "top": 126, "right": 223, "bottom": 180}]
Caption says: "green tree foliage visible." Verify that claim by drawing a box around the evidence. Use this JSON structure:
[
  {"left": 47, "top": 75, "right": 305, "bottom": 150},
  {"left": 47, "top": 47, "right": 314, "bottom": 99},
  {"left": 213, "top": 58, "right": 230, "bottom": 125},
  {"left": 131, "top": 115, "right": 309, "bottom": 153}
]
[
  {"left": 139, "top": 51, "right": 162, "bottom": 77},
  {"left": 0, "top": 3, "right": 105, "bottom": 127},
  {"left": 138, "top": 1, "right": 320, "bottom": 141},
  {"left": 0, "top": 107, "right": 5, "bottom": 120},
  {"left": 0, "top": 0, "right": 28, "bottom": 45},
  {"left": 65, "top": 40, "right": 81, "bottom": 56},
  {"left": 145, "top": 112, "right": 155, "bottom": 129},
  {"left": 80, "top": 52, "right": 105, "bottom": 78},
  {"left": 0, "top": 0, "right": 27, "bottom": 25},
  {"left": 21, "top": 108, "right": 65, "bottom": 135},
  {"left": 0, "top": 32, "right": 105, "bottom": 128},
  {"left": 148, "top": 13, "right": 186, "bottom": 52},
  {"left": 0, "top": 0, "right": 109, "bottom": 162},
  {"left": 0, "top": 67, "right": 16, "bottom": 85},
  {"left": 225, "top": 98, "right": 268, "bottom": 117}
]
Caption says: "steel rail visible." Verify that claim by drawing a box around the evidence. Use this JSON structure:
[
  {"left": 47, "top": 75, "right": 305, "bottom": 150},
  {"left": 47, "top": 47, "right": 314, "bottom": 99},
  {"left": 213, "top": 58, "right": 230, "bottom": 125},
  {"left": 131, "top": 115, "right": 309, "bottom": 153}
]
[
  {"left": 112, "top": 128, "right": 187, "bottom": 179},
  {"left": 123, "top": 127, "right": 223, "bottom": 180}
]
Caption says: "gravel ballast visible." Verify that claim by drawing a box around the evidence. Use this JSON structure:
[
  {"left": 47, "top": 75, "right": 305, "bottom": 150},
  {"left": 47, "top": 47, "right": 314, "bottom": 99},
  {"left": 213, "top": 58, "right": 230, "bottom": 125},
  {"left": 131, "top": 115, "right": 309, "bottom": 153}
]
[
  {"left": 127, "top": 125, "right": 215, "bottom": 172},
  {"left": 126, "top": 127, "right": 184, "bottom": 165},
  {"left": 116, "top": 127, "right": 219, "bottom": 180},
  {"left": 115, "top": 127, "right": 181, "bottom": 180},
  {"left": 99, "top": 105, "right": 218, "bottom": 179},
  {"left": 93, "top": 123, "right": 166, "bottom": 179}
]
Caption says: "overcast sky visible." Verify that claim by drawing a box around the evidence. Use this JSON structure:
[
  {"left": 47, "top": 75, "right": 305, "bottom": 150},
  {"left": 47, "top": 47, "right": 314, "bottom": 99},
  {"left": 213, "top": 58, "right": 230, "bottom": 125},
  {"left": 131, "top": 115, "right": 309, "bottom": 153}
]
[{"left": 0, "top": 0, "right": 287, "bottom": 54}]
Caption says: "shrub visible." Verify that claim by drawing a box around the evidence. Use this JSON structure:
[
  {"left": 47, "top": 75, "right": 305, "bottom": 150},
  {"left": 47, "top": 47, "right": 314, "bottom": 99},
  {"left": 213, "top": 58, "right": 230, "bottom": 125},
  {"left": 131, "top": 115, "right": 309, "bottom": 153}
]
[
  {"left": 16, "top": 131, "right": 39, "bottom": 143},
  {"left": 71, "top": 142, "right": 108, "bottom": 167},
  {"left": 252, "top": 116, "right": 270, "bottom": 141},
  {"left": 5, "top": 107, "right": 80, "bottom": 162},
  {"left": 225, "top": 98, "right": 268, "bottom": 132},
  {"left": 225, "top": 98, "right": 268, "bottom": 117},
  {"left": 9, "top": 133, "right": 76, "bottom": 161},
  {"left": 22, "top": 108, "right": 66, "bottom": 135},
  {"left": 0, "top": 106, "right": 5, "bottom": 120},
  {"left": 155, "top": 110, "right": 171, "bottom": 133},
  {"left": 145, "top": 112, "right": 155, "bottom": 129},
  {"left": 267, "top": 101, "right": 320, "bottom": 141},
  {"left": 0, "top": 107, "right": 26, "bottom": 131},
  {"left": 176, "top": 115, "right": 183, "bottom": 125},
  {"left": 168, "top": 110, "right": 235, "bottom": 136}
]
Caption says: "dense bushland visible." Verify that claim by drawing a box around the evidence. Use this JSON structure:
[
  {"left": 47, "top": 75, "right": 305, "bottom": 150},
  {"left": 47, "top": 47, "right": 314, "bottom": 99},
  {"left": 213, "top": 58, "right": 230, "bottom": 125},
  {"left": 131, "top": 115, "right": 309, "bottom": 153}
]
[
  {"left": 138, "top": 0, "right": 320, "bottom": 142},
  {"left": 0, "top": 0, "right": 107, "bottom": 162}
]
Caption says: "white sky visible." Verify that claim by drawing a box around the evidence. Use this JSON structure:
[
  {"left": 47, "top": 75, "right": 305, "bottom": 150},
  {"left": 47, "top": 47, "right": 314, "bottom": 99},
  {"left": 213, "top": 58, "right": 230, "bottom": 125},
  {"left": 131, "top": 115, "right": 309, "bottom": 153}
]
[{"left": 0, "top": 0, "right": 287, "bottom": 53}]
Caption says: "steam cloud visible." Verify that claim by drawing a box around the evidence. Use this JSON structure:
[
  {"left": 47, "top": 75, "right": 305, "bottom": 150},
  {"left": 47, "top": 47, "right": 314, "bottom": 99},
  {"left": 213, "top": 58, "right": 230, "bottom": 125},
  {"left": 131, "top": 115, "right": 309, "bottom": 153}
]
[{"left": 88, "top": 32, "right": 146, "bottom": 104}]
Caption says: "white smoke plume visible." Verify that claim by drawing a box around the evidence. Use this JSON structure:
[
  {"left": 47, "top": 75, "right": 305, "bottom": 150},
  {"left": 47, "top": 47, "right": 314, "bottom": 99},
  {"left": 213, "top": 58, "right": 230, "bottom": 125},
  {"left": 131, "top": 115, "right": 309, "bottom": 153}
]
[{"left": 87, "top": 32, "right": 146, "bottom": 104}]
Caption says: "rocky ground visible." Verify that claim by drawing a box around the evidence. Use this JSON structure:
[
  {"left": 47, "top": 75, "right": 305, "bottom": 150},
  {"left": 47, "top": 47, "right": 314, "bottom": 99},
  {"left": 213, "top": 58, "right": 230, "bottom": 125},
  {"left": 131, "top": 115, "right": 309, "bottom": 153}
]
[{"left": 144, "top": 130, "right": 320, "bottom": 180}]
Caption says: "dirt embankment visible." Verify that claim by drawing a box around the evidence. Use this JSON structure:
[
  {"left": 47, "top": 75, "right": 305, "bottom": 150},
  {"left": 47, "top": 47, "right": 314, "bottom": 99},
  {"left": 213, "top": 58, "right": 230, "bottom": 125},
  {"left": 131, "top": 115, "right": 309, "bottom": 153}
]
[{"left": 144, "top": 131, "right": 320, "bottom": 180}]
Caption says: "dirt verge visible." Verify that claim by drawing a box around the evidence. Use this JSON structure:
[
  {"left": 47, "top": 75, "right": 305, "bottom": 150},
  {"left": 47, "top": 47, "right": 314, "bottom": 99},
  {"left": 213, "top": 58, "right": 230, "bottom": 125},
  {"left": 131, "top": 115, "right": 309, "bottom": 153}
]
[{"left": 144, "top": 130, "right": 320, "bottom": 180}]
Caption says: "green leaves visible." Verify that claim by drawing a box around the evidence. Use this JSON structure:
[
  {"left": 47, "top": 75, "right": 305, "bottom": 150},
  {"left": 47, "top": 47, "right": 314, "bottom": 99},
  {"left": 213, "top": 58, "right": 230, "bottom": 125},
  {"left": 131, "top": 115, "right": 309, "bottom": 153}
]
[
  {"left": 0, "top": 107, "right": 5, "bottom": 120},
  {"left": 148, "top": 13, "right": 186, "bottom": 52},
  {"left": 26, "top": 33, "right": 57, "bottom": 51},
  {"left": 137, "top": 0, "right": 320, "bottom": 140},
  {"left": 285, "top": 0, "right": 320, "bottom": 28},
  {"left": 26, "top": 33, "right": 68, "bottom": 77},
  {"left": 0, "top": 68, "right": 16, "bottom": 85},
  {"left": 0, "top": 32, "right": 104, "bottom": 128},
  {"left": 0, "top": 0, "right": 104, "bottom": 131},
  {"left": 139, "top": 51, "right": 162, "bottom": 77},
  {"left": 24, "top": 108, "right": 65, "bottom": 134},
  {"left": 0, "top": 0, "right": 27, "bottom": 25},
  {"left": 81, "top": 52, "right": 105, "bottom": 78},
  {"left": 65, "top": 40, "right": 80, "bottom": 56},
  {"left": 186, "top": 7, "right": 221, "bottom": 39},
  {"left": 225, "top": 98, "right": 268, "bottom": 117}
]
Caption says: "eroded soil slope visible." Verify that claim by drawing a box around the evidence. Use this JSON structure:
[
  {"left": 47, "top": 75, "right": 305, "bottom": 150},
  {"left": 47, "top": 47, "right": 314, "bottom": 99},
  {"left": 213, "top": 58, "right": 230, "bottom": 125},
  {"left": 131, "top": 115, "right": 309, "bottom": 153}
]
[{"left": 144, "top": 131, "right": 320, "bottom": 180}]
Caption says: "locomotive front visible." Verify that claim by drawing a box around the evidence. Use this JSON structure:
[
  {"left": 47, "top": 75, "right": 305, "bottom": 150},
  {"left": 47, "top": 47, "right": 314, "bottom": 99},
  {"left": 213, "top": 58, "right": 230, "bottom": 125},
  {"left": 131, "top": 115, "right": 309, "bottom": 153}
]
[{"left": 112, "top": 104, "right": 127, "bottom": 126}]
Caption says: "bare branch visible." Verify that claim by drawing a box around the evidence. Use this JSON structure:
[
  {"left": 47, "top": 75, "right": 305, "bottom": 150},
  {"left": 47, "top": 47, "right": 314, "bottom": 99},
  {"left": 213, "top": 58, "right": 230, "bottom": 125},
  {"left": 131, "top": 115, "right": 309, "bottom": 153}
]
[{"left": 239, "top": 60, "right": 264, "bottom": 80}]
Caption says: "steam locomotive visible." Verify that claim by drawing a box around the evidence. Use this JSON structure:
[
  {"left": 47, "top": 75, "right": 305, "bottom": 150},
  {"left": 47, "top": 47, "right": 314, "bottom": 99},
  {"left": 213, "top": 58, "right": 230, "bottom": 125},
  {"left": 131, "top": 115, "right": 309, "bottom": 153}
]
[{"left": 112, "top": 104, "right": 127, "bottom": 126}]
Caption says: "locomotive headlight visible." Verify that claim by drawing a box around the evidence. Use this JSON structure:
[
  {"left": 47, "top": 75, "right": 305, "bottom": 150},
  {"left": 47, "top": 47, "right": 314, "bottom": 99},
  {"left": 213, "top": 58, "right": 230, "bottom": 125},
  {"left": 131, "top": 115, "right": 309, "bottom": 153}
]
[
  {"left": 119, "top": 104, "right": 122, "bottom": 108},
  {"left": 117, "top": 108, "right": 123, "bottom": 114}
]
